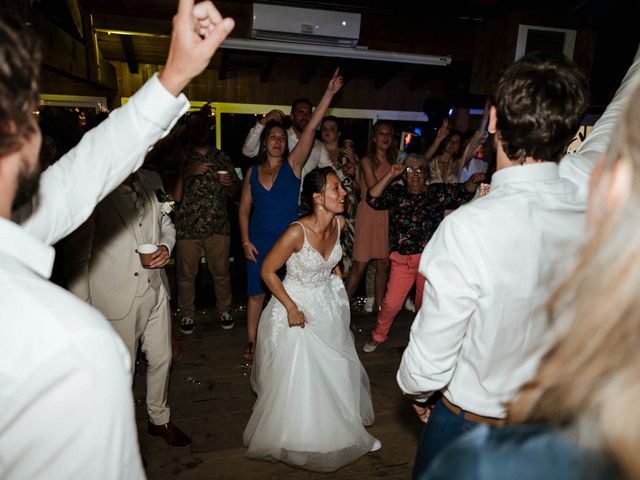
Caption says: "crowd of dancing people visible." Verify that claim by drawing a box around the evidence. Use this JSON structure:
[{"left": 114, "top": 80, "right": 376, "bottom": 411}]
[{"left": 3, "top": 1, "right": 640, "bottom": 478}]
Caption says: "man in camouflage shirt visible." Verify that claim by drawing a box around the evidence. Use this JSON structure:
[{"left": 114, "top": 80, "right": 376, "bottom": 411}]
[{"left": 174, "top": 111, "right": 241, "bottom": 333}]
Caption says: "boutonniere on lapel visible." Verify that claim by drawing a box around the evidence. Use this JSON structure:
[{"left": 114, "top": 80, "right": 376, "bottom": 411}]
[{"left": 156, "top": 188, "right": 175, "bottom": 215}]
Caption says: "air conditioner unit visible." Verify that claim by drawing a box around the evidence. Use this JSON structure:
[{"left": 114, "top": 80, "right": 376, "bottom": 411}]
[
  {"left": 515, "top": 25, "right": 577, "bottom": 60},
  {"left": 251, "top": 3, "right": 361, "bottom": 48}
]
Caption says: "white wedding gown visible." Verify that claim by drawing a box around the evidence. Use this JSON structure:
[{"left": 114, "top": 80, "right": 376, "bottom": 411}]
[{"left": 243, "top": 221, "right": 376, "bottom": 472}]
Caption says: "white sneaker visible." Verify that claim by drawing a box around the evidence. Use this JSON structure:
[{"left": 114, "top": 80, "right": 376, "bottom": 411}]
[
  {"left": 363, "top": 339, "right": 380, "bottom": 353},
  {"left": 363, "top": 297, "right": 375, "bottom": 313},
  {"left": 404, "top": 297, "right": 416, "bottom": 312},
  {"left": 180, "top": 317, "right": 194, "bottom": 335},
  {"left": 220, "top": 312, "right": 235, "bottom": 330},
  {"left": 370, "top": 438, "right": 382, "bottom": 452}
]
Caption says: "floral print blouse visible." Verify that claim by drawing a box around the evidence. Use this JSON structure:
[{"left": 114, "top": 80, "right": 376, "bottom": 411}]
[
  {"left": 175, "top": 147, "right": 240, "bottom": 239},
  {"left": 367, "top": 182, "right": 474, "bottom": 255}
]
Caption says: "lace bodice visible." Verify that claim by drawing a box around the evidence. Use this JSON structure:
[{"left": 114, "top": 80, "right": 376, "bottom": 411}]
[{"left": 285, "top": 221, "right": 342, "bottom": 288}]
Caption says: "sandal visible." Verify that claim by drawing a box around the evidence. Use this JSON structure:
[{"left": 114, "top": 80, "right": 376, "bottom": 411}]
[{"left": 243, "top": 342, "right": 255, "bottom": 361}]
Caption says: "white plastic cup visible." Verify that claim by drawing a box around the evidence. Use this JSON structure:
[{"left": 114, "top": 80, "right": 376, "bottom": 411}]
[
  {"left": 217, "top": 170, "right": 231, "bottom": 181},
  {"left": 136, "top": 244, "right": 158, "bottom": 268}
]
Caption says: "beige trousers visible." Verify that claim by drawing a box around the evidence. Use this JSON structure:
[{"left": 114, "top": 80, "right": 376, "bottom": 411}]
[{"left": 110, "top": 286, "right": 172, "bottom": 425}]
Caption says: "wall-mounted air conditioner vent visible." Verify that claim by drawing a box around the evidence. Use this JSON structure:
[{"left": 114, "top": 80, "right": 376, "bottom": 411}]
[
  {"left": 251, "top": 3, "right": 361, "bottom": 48},
  {"left": 515, "top": 25, "right": 577, "bottom": 60}
]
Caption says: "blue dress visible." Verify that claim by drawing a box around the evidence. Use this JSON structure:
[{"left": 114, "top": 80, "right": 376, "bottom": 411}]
[{"left": 246, "top": 160, "right": 300, "bottom": 296}]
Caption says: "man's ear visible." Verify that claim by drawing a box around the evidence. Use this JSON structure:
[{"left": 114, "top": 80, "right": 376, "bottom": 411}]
[{"left": 488, "top": 105, "right": 498, "bottom": 134}]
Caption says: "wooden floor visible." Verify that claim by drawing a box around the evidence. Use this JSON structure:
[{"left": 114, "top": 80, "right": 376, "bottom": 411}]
[{"left": 134, "top": 304, "right": 422, "bottom": 479}]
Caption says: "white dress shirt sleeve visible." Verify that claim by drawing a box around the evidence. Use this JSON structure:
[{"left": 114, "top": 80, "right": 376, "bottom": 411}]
[
  {"left": 22, "top": 73, "right": 189, "bottom": 246},
  {"left": 397, "top": 216, "right": 483, "bottom": 400},
  {"left": 560, "top": 43, "right": 640, "bottom": 194},
  {"left": 316, "top": 141, "right": 332, "bottom": 168},
  {"left": 300, "top": 139, "right": 328, "bottom": 179},
  {"left": 241, "top": 122, "right": 265, "bottom": 158}
]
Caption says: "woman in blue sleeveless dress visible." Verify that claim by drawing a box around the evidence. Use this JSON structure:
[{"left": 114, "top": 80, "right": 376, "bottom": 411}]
[
  {"left": 239, "top": 70, "right": 343, "bottom": 361},
  {"left": 244, "top": 167, "right": 380, "bottom": 472}
]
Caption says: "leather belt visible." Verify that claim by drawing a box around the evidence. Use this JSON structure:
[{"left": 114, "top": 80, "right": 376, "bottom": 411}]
[{"left": 441, "top": 396, "right": 505, "bottom": 427}]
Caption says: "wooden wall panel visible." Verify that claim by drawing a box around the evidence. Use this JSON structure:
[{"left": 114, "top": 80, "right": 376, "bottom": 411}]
[
  {"left": 112, "top": 60, "right": 434, "bottom": 112},
  {"left": 470, "top": 10, "right": 597, "bottom": 96}
]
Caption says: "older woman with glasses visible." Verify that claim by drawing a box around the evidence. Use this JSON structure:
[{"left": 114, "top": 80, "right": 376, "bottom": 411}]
[{"left": 363, "top": 154, "right": 483, "bottom": 352}]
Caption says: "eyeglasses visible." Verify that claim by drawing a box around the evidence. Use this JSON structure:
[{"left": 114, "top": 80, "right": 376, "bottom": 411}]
[{"left": 405, "top": 167, "right": 425, "bottom": 174}]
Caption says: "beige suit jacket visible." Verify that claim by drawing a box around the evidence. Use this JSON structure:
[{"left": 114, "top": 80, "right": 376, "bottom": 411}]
[{"left": 67, "top": 169, "right": 176, "bottom": 320}]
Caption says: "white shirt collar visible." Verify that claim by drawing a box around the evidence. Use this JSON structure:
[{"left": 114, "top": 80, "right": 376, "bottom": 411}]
[
  {"left": 0, "top": 217, "right": 55, "bottom": 278},
  {"left": 491, "top": 162, "right": 559, "bottom": 189},
  {"left": 287, "top": 126, "right": 299, "bottom": 142}
]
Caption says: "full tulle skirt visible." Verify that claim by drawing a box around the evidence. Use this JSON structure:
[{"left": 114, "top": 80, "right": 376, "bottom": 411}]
[{"left": 243, "top": 275, "right": 376, "bottom": 472}]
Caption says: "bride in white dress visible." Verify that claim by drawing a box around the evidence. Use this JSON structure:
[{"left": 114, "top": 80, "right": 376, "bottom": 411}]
[{"left": 243, "top": 167, "right": 380, "bottom": 472}]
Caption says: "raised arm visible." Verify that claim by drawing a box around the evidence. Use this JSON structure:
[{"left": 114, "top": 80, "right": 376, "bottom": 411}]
[
  {"left": 22, "top": 0, "right": 235, "bottom": 246},
  {"left": 289, "top": 69, "right": 343, "bottom": 176},
  {"left": 560, "top": 42, "right": 640, "bottom": 193},
  {"left": 261, "top": 224, "right": 306, "bottom": 327},
  {"left": 424, "top": 118, "right": 449, "bottom": 161},
  {"left": 368, "top": 163, "right": 404, "bottom": 199},
  {"left": 241, "top": 110, "right": 285, "bottom": 157},
  {"left": 460, "top": 100, "right": 491, "bottom": 170},
  {"left": 159, "top": 0, "right": 235, "bottom": 96}
]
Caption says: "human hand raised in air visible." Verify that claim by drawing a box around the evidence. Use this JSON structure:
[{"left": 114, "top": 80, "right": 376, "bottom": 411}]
[
  {"left": 326, "top": 68, "right": 344, "bottom": 95},
  {"left": 435, "top": 118, "right": 450, "bottom": 142},
  {"left": 464, "top": 172, "right": 486, "bottom": 192},
  {"left": 259, "top": 109, "right": 286, "bottom": 126},
  {"left": 159, "top": 0, "right": 235, "bottom": 95},
  {"left": 388, "top": 163, "right": 406, "bottom": 178}
]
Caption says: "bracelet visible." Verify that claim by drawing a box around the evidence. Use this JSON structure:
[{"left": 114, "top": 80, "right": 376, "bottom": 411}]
[{"left": 242, "top": 241, "right": 249, "bottom": 247}]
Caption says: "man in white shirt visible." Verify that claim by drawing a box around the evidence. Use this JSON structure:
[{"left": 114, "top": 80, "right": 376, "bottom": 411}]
[
  {"left": 398, "top": 46, "right": 640, "bottom": 478},
  {"left": 0, "top": 2, "right": 233, "bottom": 479},
  {"left": 241, "top": 98, "right": 331, "bottom": 180}
]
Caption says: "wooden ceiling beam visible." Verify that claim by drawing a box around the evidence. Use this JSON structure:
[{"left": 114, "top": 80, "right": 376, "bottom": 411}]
[
  {"left": 299, "top": 59, "right": 320, "bottom": 85},
  {"left": 373, "top": 67, "right": 396, "bottom": 89},
  {"left": 120, "top": 35, "right": 138, "bottom": 74},
  {"left": 218, "top": 50, "right": 231, "bottom": 80},
  {"left": 410, "top": 66, "right": 431, "bottom": 91},
  {"left": 260, "top": 54, "right": 277, "bottom": 83}
]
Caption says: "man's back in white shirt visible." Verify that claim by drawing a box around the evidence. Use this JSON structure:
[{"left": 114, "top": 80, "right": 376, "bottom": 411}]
[{"left": 398, "top": 46, "right": 640, "bottom": 477}]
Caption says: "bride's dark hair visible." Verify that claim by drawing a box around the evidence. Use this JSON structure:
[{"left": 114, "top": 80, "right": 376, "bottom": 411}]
[{"left": 299, "top": 167, "right": 335, "bottom": 216}]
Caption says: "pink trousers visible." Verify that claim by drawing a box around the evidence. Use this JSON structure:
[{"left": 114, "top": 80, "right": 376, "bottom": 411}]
[{"left": 372, "top": 251, "right": 425, "bottom": 343}]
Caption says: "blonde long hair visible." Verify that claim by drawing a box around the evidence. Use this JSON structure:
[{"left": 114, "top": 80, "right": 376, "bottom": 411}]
[{"left": 509, "top": 77, "right": 640, "bottom": 479}]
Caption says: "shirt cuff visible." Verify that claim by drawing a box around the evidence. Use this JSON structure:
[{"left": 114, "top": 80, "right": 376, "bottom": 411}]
[
  {"left": 159, "top": 242, "right": 173, "bottom": 255},
  {"left": 128, "top": 73, "right": 190, "bottom": 132}
]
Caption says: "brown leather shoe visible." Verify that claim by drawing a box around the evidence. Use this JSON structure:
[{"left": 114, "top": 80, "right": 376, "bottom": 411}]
[{"left": 147, "top": 421, "right": 191, "bottom": 447}]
